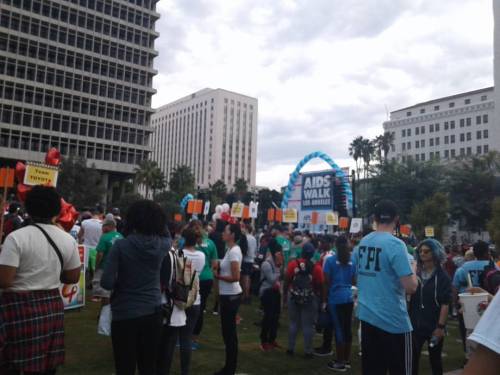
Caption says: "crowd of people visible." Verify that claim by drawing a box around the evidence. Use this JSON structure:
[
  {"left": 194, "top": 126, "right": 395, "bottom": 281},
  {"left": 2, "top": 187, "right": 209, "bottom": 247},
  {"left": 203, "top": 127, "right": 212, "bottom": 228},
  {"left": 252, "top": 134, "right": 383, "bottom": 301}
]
[{"left": 0, "top": 190, "right": 499, "bottom": 375}]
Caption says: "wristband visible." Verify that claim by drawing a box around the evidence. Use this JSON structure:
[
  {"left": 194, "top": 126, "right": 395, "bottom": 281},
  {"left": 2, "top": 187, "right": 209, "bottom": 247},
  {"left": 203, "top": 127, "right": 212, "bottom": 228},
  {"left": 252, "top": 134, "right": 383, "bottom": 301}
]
[{"left": 437, "top": 323, "right": 446, "bottom": 329}]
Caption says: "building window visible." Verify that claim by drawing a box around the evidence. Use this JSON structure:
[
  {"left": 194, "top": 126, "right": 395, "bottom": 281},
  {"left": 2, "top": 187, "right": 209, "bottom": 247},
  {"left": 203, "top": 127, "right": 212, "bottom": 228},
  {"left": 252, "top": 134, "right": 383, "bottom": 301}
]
[
  {"left": 484, "top": 129, "right": 489, "bottom": 138},
  {"left": 445, "top": 135, "right": 449, "bottom": 144},
  {"left": 406, "top": 111, "right": 412, "bottom": 117},
  {"left": 407, "top": 142, "right": 411, "bottom": 150},
  {"left": 460, "top": 148, "right": 465, "bottom": 156},
  {"left": 430, "top": 151, "right": 434, "bottom": 159},
  {"left": 485, "top": 145, "right": 489, "bottom": 153},
  {"left": 467, "top": 147, "right": 472, "bottom": 156},
  {"left": 464, "top": 99, "right": 471, "bottom": 105},
  {"left": 444, "top": 150, "right": 449, "bottom": 158},
  {"left": 407, "top": 128, "right": 411, "bottom": 137},
  {"left": 466, "top": 118, "right": 471, "bottom": 126},
  {"left": 430, "top": 124, "right": 434, "bottom": 133},
  {"left": 451, "top": 149, "right": 456, "bottom": 158},
  {"left": 476, "top": 116, "right": 482, "bottom": 125},
  {"left": 460, "top": 133, "right": 465, "bottom": 142},
  {"left": 416, "top": 154, "right": 420, "bottom": 161},
  {"left": 435, "top": 137, "right": 440, "bottom": 146},
  {"left": 402, "top": 143, "right": 406, "bottom": 151},
  {"left": 466, "top": 132, "right": 471, "bottom": 141},
  {"left": 430, "top": 138, "right": 434, "bottom": 147},
  {"left": 421, "top": 126, "right": 425, "bottom": 134},
  {"left": 402, "top": 129, "right": 406, "bottom": 137},
  {"left": 421, "top": 153, "right": 425, "bottom": 161},
  {"left": 451, "top": 135, "right": 455, "bottom": 143},
  {"left": 450, "top": 121, "right": 456, "bottom": 129},
  {"left": 421, "top": 139, "right": 425, "bottom": 147},
  {"left": 416, "top": 127, "right": 420, "bottom": 135},
  {"left": 444, "top": 122, "right": 449, "bottom": 130},
  {"left": 415, "top": 141, "right": 419, "bottom": 149},
  {"left": 435, "top": 123, "right": 440, "bottom": 132},
  {"left": 483, "top": 114, "right": 489, "bottom": 123},
  {"left": 449, "top": 102, "right": 455, "bottom": 108},
  {"left": 420, "top": 108, "right": 425, "bottom": 114},
  {"left": 477, "top": 130, "right": 482, "bottom": 140},
  {"left": 477, "top": 146, "right": 482, "bottom": 154},
  {"left": 460, "top": 119, "right": 465, "bottom": 128},
  {"left": 434, "top": 105, "right": 440, "bottom": 111},
  {"left": 481, "top": 95, "right": 487, "bottom": 101}
]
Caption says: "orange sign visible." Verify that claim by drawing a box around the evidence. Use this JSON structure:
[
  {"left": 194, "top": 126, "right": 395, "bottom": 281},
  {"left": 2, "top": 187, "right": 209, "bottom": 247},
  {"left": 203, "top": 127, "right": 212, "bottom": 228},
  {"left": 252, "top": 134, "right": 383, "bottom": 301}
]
[
  {"left": 243, "top": 206, "right": 250, "bottom": 219},
  {"left": 0, "top": 168, "right": 15, "bottom": 188},
  {"left": 174, "top": 214, "right": 183, "bottom": 222},
  {"left": 275, "top": 209, "right": 283, "bottom": 223},
  {"left": 311, "top": 212, "right": 319, "bottom": 225},
  {"left": 186, "top": 200, "right": 195, "bottom": 214},
  {"left": 400, "top": 224, "right": 411, "bottom": 237},
  {"left": 339, "top": 217, "right": 349, "bottom": 230},
  {"left": 193, "top": 200, "right": 203, "bottom": 214},
  {"left": 267, "top": 208, "right": 275, "bottom": 222}
]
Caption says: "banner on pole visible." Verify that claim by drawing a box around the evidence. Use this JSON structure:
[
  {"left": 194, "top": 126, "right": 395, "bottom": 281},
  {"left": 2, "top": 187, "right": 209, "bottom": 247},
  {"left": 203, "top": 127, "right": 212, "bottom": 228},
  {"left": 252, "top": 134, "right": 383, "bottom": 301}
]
[
  {"left": 231, "top": 202, "right": 244, "bottom": 218},
  {"left": 283, "top": 208, "right": 298, "bottom": 223},
  {"left": 325, "top": 212, "right": 339, "bottom": 226},
  {"left": 24, "top": 162, "right": 59, "bottom": 187},
  {"left": 275, "top": 209, "right": 283, "bottom": 223},
  {"left": 203, "top": 201, "right": 211, "bottom": 216},
  {"left": 311, "top": 211, "right": 319, "bottom": 225},
  {"left": 267, "top": 208, "right": 275, "bottom": 222},
  {"left": 0, "top": 168, "right": 15, "bottom": 188},
  {"left": 339, "top": 217, "right": 349, "bottom": 230},
  {"left": 425, "top": 226, "right": 435, "bottom": 238},
  {"left": 349, "top": 218, "right": 362, "bottom": 233},
  {"left": 249, "top": 201, "right": 259, "bottom": 219}
]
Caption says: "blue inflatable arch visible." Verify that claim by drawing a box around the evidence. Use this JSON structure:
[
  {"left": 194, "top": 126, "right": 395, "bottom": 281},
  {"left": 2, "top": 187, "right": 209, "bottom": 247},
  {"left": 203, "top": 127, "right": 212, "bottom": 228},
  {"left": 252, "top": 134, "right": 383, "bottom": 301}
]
[{"left": 281, "top": 151, "right": 353, "bottom": 211}]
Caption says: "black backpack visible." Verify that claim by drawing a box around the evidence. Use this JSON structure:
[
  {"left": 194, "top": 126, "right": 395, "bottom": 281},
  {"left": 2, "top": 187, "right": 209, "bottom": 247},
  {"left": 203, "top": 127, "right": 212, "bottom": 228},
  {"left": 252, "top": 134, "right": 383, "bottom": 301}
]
[
  {"left": 290, "top": 259, "right": 314, "bottom": 305},
  {"left": 481, "top": 261, "right": 500, "bottom": 295}
]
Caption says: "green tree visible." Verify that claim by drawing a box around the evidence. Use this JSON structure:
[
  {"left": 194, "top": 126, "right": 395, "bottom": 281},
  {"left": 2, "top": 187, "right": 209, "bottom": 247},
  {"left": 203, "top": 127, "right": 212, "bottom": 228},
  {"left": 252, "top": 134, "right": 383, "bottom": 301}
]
[
  {"left": 233, "top": 178, "right": 248, "bottom": 199},
  {"left": 349, "top": 136, "right": 364, "bottom": 180},
  {"left": 487, "top": 197, "right": 500, "bottom": 246},
  {"left": 134, "top": 160, "right": 164, "bottom": 198},
  {"left": 169, "top": 165, "right": 195, "bottom": 199},
  {"left": 374, "top": 132, "right": 395, "bottom": 163},
  {"left": 154, "top": 190, "right": 181, "bottom": 220},
  {"left": 257, "top": 188, "right": 283, "bottom": 228},
  {"left": 361, "top": 138, "right": 376, "bottom": 179},
  {"left": 210, "top": 179, "right": 228, "bottom": 206},
  {"left": 409, "top": 192, "right": 449, "bottom": 241},
  {"left": 58, "top": 156, "right": 106, "bottom": 209}
]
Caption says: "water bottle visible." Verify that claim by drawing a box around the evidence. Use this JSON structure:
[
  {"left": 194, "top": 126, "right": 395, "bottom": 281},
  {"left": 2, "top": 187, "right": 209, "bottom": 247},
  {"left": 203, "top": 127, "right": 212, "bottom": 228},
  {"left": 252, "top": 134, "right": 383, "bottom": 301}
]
[{"left": 429, "top": 335, "right": 440, "bottom": 348}]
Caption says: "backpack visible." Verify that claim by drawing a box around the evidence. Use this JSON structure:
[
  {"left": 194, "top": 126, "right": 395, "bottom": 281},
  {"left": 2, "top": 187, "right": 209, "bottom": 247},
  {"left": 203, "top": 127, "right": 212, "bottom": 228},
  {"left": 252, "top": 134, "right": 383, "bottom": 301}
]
[
  {"left": 290, "top": 259, "right": 314, "bottom": 305},
  {"left": 481, "top": 261, "right": 500, "bottom": 295},
  {"left": 171, "top": 248, "right": 199, "bottom": 310}
]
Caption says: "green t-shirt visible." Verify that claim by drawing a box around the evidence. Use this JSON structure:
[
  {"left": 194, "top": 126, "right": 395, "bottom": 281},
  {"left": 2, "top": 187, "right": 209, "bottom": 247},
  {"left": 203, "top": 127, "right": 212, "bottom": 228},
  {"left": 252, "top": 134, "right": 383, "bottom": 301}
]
[
  {"left": 197, "top": 235, "right": 218, "bottom": 281},
  {"left": 276, "top": 235, "right": 292, "bottom": 266},
  {"left": 289, "top": 245, "right": 303, "bottom": 265},
  {"left": 96, "top": 231, "right": 123, "bottom": 269}
]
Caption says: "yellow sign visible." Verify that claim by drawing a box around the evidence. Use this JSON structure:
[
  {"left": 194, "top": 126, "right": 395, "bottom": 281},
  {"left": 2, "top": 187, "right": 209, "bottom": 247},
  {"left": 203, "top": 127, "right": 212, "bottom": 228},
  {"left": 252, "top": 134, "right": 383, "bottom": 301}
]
[
  {"left": 231, "top": 202, "right": 245, "bottom": 218},
  {"left": 24, "top": 162, "right": 59, "bottom": 187},
  {"left": 325, "top": 212, "right": 339, "bottom": 226},
  {"left": 283, "top": 208, "right": 298, "bottom": 223},
  {"left": 425, "top": 226, "right": 435, "bottom": 238}
]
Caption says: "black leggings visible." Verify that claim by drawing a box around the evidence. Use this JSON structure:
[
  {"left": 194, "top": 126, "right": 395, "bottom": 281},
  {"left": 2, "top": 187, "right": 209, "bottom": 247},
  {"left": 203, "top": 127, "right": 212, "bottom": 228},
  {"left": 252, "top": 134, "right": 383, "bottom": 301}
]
[
  {"left": 260, "top": 288, "right": 281, "bottom": 344},
  {"left": 412, "top": 333, "right": 444, "bottom": 375},
  {"left": 111, "top": 312, "right": 163, "bottom": 375},
  {"left": 193, "top": 279, "right": 213, "bottom": 336},
  {"left": 157, "top": 305, "right": 200, "bottom": 375},
  {"left": 219, "top": 294, "right": 241, "bottom": 375},
  {"left": 330, "top": 303, "right": 353, "bottom": 345}
]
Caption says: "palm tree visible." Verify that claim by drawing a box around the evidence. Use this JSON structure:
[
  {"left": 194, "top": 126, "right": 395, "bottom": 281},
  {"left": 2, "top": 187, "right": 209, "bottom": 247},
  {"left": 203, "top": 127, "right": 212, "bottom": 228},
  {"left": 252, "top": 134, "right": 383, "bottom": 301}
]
[
  {"left": 134, "top": 160, "right": 163, "bottom": 198},
  {"left": 233, "top": 178, "right": 248, "bottom": 200},
  {"left": 349, "top": 136, "right": 364, "bottom": 180},
  {"left": 361, "top": 138, "right": 376, "bottom": 179},
  {"left": 380, "top": 132, "right": 395, "bottom": 162},
  {"left": 169, "top": 165, "right": 195, "bottom": 198},
  {"left": 210, "top": 180, "right": 227, "bottom": 206}
]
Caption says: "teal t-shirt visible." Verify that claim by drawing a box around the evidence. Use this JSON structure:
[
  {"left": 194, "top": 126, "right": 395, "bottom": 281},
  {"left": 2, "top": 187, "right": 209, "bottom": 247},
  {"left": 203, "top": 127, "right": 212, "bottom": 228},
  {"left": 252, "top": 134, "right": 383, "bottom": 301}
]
[
  {"left": 353, "top": 231, "right": 413, "bottom": 334},
  {"left": 277, "top": 236, "right": 291, "bottom": 266},
  {"left": 197, "top": 235, "right": 218, "bottom": 281},
  {"left": 96, "top": 231, "right": 123, "bottom": 269},
  {"left": 452, "top": 260, "right": 491, "bottom": 293}
]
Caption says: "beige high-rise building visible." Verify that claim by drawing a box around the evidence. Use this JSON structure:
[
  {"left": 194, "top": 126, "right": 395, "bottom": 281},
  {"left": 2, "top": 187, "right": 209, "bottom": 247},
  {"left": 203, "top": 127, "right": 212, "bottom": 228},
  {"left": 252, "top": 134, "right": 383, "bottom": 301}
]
[{"left": 151, "top": 88, "right": 258, "bottom": 189}]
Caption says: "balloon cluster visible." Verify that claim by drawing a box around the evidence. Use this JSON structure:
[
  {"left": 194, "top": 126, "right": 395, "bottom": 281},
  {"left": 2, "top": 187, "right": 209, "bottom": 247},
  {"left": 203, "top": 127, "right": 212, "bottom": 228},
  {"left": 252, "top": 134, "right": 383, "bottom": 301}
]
[
  {"left": 180, "top": 194, "right": 194, "bottom": 211},
  {"left": 15, "top": 148, "right": 79, "bottom": 232},
  {"left": 212, "top": 203, "right": 237, "bottom": 224},
  {"left": 281, "top": 151, "right": 353, "bottom": 210}
]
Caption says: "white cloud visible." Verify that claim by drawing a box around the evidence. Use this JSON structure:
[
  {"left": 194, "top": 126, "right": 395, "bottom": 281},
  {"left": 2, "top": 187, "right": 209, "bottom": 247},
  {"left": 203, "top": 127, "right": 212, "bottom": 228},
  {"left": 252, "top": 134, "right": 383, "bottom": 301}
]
[{"left": 152, "top": 0, "right": 493, "bottom": 189}]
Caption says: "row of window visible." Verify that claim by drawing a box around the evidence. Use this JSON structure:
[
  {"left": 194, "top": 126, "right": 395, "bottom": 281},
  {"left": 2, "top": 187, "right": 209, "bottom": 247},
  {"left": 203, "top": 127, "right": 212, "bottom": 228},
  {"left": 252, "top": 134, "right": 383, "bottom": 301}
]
[
  {"left": 1, "top": 59, "right": 151, "bottom": 106},
  {"left": 0, "top": 34, "right": 152, "bottom": 86},
  {"left": 402, "top": 145, "right": 490, "bottom": 162},
  {"left": 401, "top": 130, "right": 489, "bottom": 151},
  {"left": 401, "top": 115, "right": 489, "bottom": 137},
  {"left": 6, "top": 0, "right": 156, "bottom": 30},
  {"left": 1, "top": 5, "right": 155, "bottom": 49},
  {"left": 405, "top": 94, "right": 489, "bottom": 116},
  {"left": 0, "top": 128, "right": 147, "bottom": 163},
  {"left": 0, "top": 104, "right": 147, "bottom": 146},
  {"left": 0, "top": 13, "right": 154, "bottom": 67},
  {"left": 0, "top": 81, "right": 149, "bottom": 125}
]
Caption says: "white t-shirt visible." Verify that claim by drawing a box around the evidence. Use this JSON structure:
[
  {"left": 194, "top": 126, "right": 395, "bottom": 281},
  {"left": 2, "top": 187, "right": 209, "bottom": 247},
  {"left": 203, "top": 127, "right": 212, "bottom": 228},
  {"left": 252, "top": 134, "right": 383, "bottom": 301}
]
[
  {"left": 468, "top": 292, "right": 500, "bottom": 354},
  {"left": 0, "top": 224, "right": 81, "bottom": 291},
  {"left": 81, "top": 218, "right": 102, "bottom": 248},
  {"left": 244, "top": 234, "right": 257, "bottom": 263},
  {"left": 183, "top": 249, "right": 205, "bottom": 305},
  {"left": 219, "top": 245, "right": 243, "bottom": 295}
]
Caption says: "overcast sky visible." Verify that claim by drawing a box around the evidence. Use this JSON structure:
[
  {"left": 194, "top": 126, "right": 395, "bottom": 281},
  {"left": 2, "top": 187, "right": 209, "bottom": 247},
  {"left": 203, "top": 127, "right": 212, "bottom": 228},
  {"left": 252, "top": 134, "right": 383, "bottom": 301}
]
[{"left": 152, "top": 0, "right": 493, "bottom": 189}]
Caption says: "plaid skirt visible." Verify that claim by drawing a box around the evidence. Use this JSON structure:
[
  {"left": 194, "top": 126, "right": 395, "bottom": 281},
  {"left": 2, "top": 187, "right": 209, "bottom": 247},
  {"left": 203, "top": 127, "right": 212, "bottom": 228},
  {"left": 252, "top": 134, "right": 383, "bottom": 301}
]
[{"left": 0, "top": 289, "right": 65, "bottom": 372}]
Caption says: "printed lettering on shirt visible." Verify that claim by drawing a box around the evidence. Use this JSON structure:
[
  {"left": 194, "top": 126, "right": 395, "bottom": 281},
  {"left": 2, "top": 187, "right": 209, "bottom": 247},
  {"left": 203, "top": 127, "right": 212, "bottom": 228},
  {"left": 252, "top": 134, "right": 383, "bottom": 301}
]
[{"left": 357, "top": 246, "right": 382, "bottom": 276}]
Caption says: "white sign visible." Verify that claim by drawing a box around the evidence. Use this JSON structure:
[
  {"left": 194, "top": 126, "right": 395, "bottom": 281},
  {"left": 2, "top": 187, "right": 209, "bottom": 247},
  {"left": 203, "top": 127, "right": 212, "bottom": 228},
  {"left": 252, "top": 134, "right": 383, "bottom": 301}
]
[
  {"left": 203, "top": 201, "right": 211, "bottom": 216},
  {"left": 349, "top": 218, "right": 363, "bottom": 234},
  {"left": 249, "top": 201, "right": 259, "bottom": 219}
]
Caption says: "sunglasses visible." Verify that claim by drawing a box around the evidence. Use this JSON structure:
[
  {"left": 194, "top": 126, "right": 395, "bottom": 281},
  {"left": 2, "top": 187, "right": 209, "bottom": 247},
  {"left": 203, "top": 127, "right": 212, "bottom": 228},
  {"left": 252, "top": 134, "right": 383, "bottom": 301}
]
[{"left": 419, "top": 247, "right": 432, "bottom": 254}]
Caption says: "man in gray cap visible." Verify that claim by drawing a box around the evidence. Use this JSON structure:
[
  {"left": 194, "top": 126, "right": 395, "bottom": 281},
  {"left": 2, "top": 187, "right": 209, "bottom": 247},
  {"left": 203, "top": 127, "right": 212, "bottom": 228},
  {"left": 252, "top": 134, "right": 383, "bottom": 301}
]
[{"left": 92, "top": 217, "right": 123, "bottom": 303}]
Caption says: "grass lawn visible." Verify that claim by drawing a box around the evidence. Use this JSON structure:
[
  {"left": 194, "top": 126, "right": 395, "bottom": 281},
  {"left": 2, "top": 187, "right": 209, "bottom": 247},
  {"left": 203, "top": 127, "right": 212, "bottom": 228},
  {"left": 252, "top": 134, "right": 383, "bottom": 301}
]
[{"left": 62, "top": 296, "right": 465, "bottom": 374}]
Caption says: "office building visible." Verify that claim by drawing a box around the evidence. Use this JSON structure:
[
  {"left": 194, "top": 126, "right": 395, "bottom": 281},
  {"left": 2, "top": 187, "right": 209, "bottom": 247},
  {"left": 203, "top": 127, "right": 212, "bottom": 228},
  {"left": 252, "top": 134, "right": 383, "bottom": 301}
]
[
  {"left": 383, "top": 87, "right": 495, "bottom": 162},
  {"left": 0, "top": 0, "right": 159, "bottom": 196},
  {"left": 151, "top": 88, "right": 258, "bottom": 188}
]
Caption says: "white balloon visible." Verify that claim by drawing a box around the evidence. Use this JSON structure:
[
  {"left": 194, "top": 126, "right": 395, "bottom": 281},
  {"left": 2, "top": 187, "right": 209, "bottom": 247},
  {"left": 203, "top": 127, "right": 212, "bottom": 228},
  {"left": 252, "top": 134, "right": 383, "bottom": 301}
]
[
  {"left": 215, "top": 205, "right": 223, "bottom": 214},
  {"left": 222, "top": 203, "right": 230, "bottom": 213},
  {"left": 212, "top": 213, "right": 218, "bottom": 222}
]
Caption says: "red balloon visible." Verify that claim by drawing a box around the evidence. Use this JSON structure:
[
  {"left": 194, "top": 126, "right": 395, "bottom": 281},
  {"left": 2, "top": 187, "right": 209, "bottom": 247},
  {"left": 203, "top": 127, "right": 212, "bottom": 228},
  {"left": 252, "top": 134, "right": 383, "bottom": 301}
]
[
  {"left": 58, "top": 198, "right": 79, "bottom": 232},
  {"left": 45, "top": 148, "right": 61, "bottom": 166},
  {"left": 16, "top": 183, "right": 32, "bottom": 202},
  {"left": 15, "top": 162, "right": 26, "bottom": 183}
]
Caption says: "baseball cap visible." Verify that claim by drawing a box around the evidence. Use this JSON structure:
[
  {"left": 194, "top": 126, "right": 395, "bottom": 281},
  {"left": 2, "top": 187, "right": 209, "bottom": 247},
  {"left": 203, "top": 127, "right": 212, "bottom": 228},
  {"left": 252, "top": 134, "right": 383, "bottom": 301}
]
[
  {"left": 373, "top": 199, "right": 398, "bottom": 224},
  {"left": 103, "top": 217, "right": 117, "bottom": 227}
]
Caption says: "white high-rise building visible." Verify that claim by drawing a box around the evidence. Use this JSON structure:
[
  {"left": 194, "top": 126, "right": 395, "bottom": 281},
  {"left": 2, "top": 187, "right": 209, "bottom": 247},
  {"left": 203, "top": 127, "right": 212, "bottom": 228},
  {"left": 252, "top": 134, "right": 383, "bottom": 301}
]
[
  {"left": 494, "top": 0, "right": 500, "bottom": 147},
  {"left": 151, "top": 88, "right": 258, "bottom": 188},
  {"left": 383, "top": 88, "right": 495, "bottom": 162}
]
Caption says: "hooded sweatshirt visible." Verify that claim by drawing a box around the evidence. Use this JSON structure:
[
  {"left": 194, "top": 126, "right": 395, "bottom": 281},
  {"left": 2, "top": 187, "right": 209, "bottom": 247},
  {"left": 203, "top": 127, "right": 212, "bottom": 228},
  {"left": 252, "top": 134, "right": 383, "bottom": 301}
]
[
  {"left": 409, "top": 240, "right": 452, "bottom": 338},
  {"left": 101, "top": 233, "right": 171, "bottom": 321}
]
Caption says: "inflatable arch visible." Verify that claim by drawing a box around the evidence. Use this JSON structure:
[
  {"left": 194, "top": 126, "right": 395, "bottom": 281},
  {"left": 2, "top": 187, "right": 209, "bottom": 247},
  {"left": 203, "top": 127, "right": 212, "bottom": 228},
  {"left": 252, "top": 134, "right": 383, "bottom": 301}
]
[
  {"left": 281, "top": 151, "right": 353, "bottom": 211},
  {"left": 180, "top": 193, "right": 194, "bottom": 210}
]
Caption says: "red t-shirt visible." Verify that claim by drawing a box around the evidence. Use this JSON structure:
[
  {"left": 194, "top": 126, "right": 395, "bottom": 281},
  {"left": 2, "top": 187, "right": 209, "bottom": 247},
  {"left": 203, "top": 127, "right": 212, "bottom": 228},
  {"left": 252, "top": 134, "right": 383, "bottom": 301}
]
[{"left": 286, "top": 258, "right": 324, "bottom": 295}]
